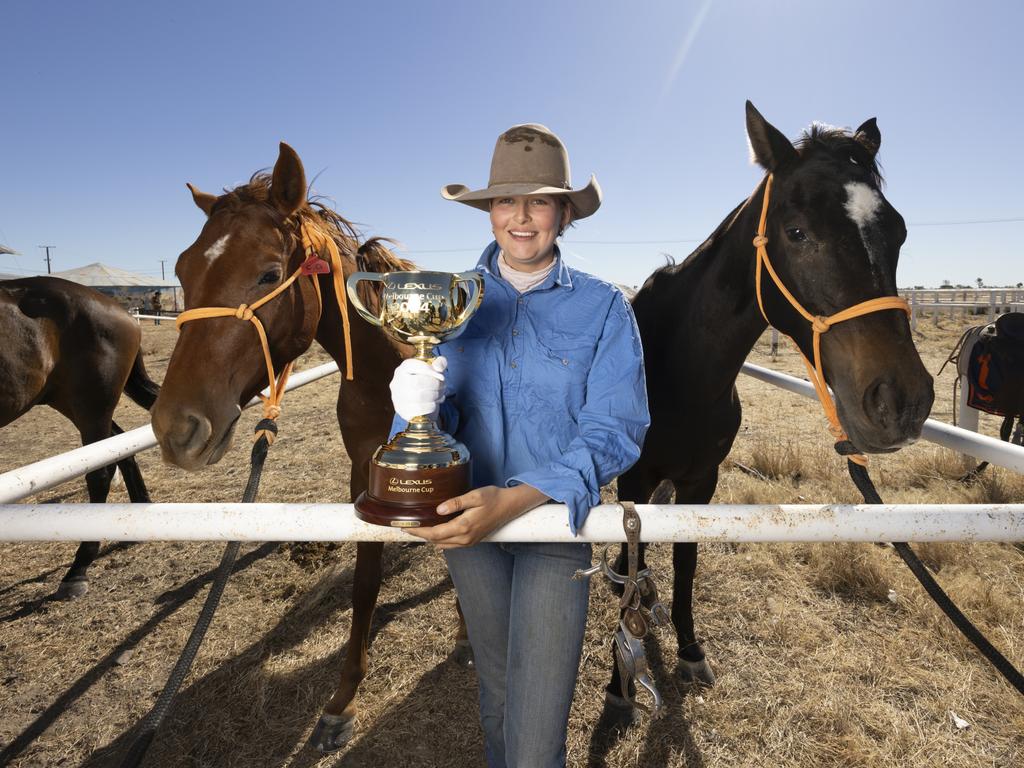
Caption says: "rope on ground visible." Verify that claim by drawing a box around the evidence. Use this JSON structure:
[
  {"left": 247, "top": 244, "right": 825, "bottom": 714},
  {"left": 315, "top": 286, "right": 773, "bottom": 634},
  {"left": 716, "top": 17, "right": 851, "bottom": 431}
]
[{"left": 118, "top": 421, "right": 276, "bottom": 767}]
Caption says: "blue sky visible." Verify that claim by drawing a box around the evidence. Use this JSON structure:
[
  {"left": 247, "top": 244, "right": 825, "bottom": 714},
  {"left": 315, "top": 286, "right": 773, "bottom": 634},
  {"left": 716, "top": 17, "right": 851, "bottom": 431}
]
[{"left": 1, "top": 0, "right": 1021, "bottom": 289}]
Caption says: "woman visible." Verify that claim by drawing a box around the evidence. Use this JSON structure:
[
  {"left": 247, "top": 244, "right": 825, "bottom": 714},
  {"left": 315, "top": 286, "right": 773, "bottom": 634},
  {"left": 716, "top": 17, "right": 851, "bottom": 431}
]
[{"left": 393, "top": 123, "right": 649, "bottom": 767}]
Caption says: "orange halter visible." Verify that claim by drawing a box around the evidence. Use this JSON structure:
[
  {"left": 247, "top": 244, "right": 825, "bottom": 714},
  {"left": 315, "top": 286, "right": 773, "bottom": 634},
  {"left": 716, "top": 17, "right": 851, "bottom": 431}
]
[
  {"left": 175, "top": 218, "right": 354, "bottom": 438},
  {"left": 753, "top": 174, "right": 911, "bottom": 465}
]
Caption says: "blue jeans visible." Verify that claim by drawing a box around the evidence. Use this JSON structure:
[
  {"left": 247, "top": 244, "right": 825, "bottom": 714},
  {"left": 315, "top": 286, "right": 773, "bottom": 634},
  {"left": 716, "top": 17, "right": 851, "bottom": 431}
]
[{"left": 445, "top": 542, "right": 592, "bottom": 768}]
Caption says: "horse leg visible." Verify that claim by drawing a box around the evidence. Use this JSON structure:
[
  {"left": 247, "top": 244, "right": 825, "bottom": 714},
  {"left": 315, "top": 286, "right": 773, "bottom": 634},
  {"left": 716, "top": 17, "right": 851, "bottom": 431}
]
[
  {"left": 56, "top": 459, "right": 112, "bottom": 599},
  {"left": 451, "top": 592, "right": 474, "bottom": 668},
  {"left": 112, "top": 420, "right": 151, "bottom": 503},
  {"left": 672, "top": 473, "right": 718, "bottom": 687},
  {"left": 309, "top": 541, "right": 384, "bottom": 753}
]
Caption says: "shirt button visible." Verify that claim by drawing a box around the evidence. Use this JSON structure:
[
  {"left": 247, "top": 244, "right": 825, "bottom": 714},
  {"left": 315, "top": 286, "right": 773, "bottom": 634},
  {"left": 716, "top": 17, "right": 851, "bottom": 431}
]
[
  {"left": 510, "top": 361, "right": 518, "bottom": 369},
  {"left": 562, "top": 358, "right": 569, "bottom": 366},
  {"left": 517, "top": 297, "right": 523, "bottom": 304},
  {"left": 512, "top": 329, "right": 519, "bottom": 336}
]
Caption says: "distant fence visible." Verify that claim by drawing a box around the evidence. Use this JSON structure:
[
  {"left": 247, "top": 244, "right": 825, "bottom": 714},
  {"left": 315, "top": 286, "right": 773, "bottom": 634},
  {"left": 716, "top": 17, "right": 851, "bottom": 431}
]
[
  {"left": 131, "top": 311, "right": 180, "bottom": 324},
  {"left": 902, "top": 288, "right": 1024, "bottom": 331}
]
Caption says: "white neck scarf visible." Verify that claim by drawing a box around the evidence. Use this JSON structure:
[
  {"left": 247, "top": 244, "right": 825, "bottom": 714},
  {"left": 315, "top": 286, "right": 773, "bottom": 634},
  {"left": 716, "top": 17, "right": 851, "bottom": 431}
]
[{"left": 497, "top": 251, "right": 557, "bottom": 294}]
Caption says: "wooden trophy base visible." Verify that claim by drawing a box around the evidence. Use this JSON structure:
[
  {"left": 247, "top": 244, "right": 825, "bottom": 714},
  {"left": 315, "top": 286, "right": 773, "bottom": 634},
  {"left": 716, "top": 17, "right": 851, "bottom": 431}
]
[{"left": 354, "top": 461, "right": 471, "bottom": 528}]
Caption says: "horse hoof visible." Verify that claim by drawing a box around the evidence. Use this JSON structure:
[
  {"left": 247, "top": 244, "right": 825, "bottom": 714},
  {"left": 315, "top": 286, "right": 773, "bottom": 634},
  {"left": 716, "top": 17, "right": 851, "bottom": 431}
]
[
  {"left": 308, "top": 713, "right": 354, "bottom": 754},
  {"left": 677, "top": 656, "right": 716, "bottom": 687},
  {"left": 603, "top": 691, "right": 639, "bottom": 725},
  {"left": 56, "top": 580, "right": 89, "bottom": 599},
  {"left": 451, "top": 640, "right": 475, "bottom": 669}
]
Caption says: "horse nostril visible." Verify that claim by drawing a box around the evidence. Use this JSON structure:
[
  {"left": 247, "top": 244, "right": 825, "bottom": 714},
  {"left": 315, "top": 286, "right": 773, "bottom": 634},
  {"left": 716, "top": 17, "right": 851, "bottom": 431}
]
[
  {"left": 178, "top": 415, "right": 201, "bottom": 449},
  {"left": 164, "top": 410, "right": 210, "bottom": 455},
  {"left": 864, "top": 377, "right": 898, "bottom": 429}
]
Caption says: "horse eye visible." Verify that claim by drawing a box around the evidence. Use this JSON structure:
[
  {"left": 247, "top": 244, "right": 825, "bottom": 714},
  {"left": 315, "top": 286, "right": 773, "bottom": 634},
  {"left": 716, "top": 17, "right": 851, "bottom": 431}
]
[
  {"left": 785, "top": 227, "right": 807, "bottom": 243},
  {"left": 258, "top": 270, "right": 281, "bottom": 285}
]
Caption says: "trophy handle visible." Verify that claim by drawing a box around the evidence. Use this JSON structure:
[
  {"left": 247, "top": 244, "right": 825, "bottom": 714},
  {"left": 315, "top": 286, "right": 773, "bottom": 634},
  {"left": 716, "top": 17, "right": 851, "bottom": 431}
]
[
  {"left": 453, "top": 271, "right": 484, "bottom": 328},
  {"left": 346, "top": 272, "right": 385, "bottom": 327}
]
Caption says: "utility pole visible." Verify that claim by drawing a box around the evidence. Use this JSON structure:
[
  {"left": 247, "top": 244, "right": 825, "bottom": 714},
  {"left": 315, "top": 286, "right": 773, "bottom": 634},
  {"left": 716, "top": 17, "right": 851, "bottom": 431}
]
[
  {"left": 38, "top": 245, "right": 55, "bottom": 274},
  {"left": 159, "top": 259, "right": 167, "bottom": 280}
]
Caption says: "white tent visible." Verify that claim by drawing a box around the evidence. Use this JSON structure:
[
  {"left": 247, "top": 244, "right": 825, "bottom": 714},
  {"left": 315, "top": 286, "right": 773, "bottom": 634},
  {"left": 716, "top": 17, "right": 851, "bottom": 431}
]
[{"left": 49, "top": 262, "right": 182, "bottom": 311}]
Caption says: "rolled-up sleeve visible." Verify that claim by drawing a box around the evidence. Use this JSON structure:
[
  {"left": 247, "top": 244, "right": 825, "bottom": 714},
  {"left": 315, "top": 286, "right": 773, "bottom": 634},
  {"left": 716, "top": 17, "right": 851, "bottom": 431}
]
[{"left": 507, "top": 291, "right": 649, "bottom": 534}]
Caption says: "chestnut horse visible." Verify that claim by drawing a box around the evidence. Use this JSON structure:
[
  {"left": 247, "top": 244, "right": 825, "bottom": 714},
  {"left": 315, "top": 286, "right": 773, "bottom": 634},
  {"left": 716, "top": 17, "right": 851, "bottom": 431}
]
[
  {"left": 612, "top": 103, "right": 934, "bottom": 697},
  {"left": 0, "top": 276, "right": 159, "bottom": 597},
  {"left": 150, "top": 143, "right": 465, "bottom": 753}
]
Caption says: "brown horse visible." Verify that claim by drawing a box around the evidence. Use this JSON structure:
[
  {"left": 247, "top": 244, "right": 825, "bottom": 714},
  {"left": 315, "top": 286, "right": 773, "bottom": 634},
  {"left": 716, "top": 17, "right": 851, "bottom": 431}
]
[
  {"left": 150, "top": 143, "right": 467, "bottom": 753},
  {"left": 612, "top": 103, "right": 934, "bottom": 698},
  {"left": 0, "top": 276, "right": 159, "bottom": 597}
]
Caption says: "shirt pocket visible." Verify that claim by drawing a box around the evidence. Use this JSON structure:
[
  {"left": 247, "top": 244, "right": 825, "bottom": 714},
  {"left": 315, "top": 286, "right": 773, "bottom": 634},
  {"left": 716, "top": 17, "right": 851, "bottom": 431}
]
[{"left": 534, "top": 331, "right": 595, "bottom": 406}]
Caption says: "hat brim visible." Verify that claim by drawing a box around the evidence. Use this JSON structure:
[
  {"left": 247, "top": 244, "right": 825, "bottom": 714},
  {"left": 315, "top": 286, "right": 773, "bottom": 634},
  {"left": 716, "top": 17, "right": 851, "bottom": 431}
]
[{"left": 441, "top": 175, "right": 602, "bottom": 219}]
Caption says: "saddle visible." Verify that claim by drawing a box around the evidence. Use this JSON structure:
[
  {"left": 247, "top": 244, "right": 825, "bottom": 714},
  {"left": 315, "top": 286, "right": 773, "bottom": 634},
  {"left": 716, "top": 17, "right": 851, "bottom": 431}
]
[{"left": 965, "top": 312, "right": 1024, "bottom": 417}]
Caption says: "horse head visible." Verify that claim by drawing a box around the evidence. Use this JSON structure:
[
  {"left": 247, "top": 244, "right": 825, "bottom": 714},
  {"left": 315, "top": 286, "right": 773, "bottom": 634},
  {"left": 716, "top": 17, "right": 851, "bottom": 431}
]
[
  {"left": 152, "top": 143, "right": 332, "bottom": 469},
  {"left": 745, "top": 101, "right": 933, "bottom": 453}
]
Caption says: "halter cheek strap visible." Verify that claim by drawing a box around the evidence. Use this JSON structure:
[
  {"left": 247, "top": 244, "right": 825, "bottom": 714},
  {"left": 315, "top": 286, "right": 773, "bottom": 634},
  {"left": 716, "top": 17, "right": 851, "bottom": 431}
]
[
  {"left": 174, "top": 218, "right": 355, "bottom": 434},
  {"left": 753, "top": 173, "right": 911, "bottom": 465}
]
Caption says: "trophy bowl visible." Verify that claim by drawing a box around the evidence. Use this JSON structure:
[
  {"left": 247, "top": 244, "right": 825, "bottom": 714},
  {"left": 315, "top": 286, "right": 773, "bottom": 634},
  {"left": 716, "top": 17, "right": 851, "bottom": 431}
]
[{"left": 346, "top": 270, "right": 484, "bottom": 527}]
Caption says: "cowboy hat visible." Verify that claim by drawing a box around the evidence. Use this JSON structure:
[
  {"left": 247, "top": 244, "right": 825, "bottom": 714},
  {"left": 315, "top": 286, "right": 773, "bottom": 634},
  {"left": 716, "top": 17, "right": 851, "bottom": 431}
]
[{"left": 442, "top": 123, "right": 601, "bottom": 219}]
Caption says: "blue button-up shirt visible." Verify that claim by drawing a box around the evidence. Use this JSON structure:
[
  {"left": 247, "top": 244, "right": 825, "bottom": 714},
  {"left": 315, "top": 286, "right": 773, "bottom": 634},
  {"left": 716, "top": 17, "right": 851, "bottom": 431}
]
[{"left": 393, "top": 242, "right": 649, "bottom": 534}]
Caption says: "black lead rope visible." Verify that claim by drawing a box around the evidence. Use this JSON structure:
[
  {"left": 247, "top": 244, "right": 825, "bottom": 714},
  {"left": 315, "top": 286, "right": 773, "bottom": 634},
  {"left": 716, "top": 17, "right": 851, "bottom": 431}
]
[
  {"left": 844, "top": 456, "right": 1024, "bottom": 696},
  {"left": 119, "top": 418, "right": 278, "bottom": 768}
]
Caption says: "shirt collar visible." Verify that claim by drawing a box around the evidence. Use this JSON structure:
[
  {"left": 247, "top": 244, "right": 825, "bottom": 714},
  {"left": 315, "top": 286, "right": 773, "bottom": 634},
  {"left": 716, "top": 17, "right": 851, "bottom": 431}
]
[{"left": 476, "top": 241, "right": 574, "bottom": 291}]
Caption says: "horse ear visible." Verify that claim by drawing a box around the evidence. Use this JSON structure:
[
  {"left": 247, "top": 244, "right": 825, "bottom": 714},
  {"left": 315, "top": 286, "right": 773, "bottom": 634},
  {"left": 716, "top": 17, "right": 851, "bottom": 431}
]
[
  {"left": 271, "top": 142, "right": 307, "bottom": 216},
  {"left": 745, "top": 101, "right": 798, "bottom": 172},
  {"left": 186, "top": 183, "right": 217, "bottom": 217},
  {"left": 854, "top": 117, "right": 881, "bottom": 157}
]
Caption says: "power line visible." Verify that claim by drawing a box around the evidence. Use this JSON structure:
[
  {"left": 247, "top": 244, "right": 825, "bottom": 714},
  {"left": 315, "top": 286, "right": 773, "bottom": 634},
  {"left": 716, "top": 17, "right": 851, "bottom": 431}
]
[
  {"left": 907, "top": 216, "right": 1024, "bottom": 227},
  {"left": 397, "top": 215, "right": 1024, "bottom": 254}
]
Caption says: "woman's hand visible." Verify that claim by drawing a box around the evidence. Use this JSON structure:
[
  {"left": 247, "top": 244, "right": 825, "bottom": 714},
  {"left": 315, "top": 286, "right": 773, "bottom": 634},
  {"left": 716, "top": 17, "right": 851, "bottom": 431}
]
[{"left": 405, "top": 484, "right": 548, "bottom": 549}]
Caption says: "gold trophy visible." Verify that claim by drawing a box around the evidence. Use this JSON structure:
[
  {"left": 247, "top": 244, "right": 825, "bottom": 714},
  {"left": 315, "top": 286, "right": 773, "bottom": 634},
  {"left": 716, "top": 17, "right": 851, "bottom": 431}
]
[{"left": 346, "top": 270, "right": 485, "bottom": 527}]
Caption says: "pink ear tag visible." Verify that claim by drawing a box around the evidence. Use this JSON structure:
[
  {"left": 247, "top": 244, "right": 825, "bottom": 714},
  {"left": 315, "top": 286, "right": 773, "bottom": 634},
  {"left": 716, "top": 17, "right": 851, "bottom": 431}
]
[{"left": 300, "top": 254, "right": 330, "bottom": 275}]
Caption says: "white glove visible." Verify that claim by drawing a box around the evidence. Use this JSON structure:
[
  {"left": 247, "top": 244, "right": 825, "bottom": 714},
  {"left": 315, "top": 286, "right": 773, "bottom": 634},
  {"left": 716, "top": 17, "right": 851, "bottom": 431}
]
[{"left": 390, "top": 356, "right": 447, "bottom": 421}]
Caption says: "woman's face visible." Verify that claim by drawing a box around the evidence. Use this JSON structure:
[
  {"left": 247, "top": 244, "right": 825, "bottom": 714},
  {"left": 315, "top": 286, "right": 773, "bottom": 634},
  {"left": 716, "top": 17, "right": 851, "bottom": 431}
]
[{"left": 489, "top": 194, "right": 570, "bottom": 272}]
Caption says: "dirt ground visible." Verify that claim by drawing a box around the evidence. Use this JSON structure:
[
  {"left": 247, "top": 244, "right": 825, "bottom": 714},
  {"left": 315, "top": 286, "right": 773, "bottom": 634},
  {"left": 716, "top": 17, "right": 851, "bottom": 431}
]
[{"left": 1, "top": 314, "right": 1022, "bottom": 768}]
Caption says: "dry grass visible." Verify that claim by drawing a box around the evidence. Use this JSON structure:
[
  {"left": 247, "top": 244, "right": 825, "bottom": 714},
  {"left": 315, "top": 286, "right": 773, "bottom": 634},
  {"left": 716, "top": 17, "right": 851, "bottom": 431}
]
[
  {"left": 1, "top": 319, "right": 1023, "bottom": 766},
  {"left": 746, "top": 437, "right": 807, "bottom": 482}
]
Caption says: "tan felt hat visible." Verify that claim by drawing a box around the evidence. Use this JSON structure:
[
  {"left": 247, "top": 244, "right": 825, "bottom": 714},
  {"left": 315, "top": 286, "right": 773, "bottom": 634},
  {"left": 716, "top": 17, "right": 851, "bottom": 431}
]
[{"left": 442, "top": 123, "right": 601, "bottom": 219}]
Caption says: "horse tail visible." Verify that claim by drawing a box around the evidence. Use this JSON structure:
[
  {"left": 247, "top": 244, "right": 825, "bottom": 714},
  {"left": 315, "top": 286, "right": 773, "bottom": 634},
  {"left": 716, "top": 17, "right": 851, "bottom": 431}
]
[{"left": 123, "top": 349, "right": 160, "bottom": 410}]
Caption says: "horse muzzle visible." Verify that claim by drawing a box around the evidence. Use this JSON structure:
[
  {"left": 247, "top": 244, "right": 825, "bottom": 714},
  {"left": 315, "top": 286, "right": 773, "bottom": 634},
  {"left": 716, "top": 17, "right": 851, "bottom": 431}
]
[{"left": 151, "top": 399, "right": 241, "bottom": 470}]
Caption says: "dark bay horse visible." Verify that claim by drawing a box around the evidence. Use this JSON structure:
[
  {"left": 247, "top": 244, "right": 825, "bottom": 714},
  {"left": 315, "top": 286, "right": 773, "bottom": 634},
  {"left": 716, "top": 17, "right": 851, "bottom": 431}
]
[
  {"left": 614, "top": 102, "right": 934, "bottom": 695},
  {"left": 150, "top": 143, "right": 464, "bottom": 752},
  {"left": 0, "top": 276, "right": 159, "bottom": 597}
]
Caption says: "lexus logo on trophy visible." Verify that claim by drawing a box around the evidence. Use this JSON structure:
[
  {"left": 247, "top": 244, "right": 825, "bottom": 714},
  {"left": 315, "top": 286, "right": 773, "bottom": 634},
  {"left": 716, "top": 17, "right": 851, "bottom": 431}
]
[{"left": 346, "top": 270, "right": 484, "bottom": 527}]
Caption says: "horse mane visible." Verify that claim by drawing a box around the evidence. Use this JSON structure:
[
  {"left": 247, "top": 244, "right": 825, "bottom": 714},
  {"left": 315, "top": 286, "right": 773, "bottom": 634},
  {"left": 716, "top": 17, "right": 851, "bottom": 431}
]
[
  {"left": 214, "top": 172, "right": 416, "bottom": 273},
  {"left": 795, "top": 123, "right": 884, "bottom": 186},
  {"left": 213, "top": 172, "right": 416, "bottom": 312}
]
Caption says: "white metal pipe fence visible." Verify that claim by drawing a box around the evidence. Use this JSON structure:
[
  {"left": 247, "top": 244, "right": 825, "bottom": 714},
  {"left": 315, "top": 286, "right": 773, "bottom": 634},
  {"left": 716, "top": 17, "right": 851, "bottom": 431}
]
[{"left": 1, "top": 502, "right": 1022, "bottom": 543}]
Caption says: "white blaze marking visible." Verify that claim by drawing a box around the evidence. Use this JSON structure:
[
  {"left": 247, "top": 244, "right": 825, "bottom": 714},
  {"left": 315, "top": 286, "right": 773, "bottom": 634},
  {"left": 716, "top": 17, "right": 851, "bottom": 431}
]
[
  {"left": 844, "top": 182, "right": 884, "bottom": 269},
  {"left": 203, "top": 234, "right": 231, "bottom": 264}
]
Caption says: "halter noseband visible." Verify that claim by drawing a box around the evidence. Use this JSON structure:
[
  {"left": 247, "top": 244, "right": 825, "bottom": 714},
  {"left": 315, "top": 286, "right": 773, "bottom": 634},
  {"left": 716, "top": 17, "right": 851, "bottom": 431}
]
[
  {"left": 753, "top": 173, "right": 911, "bottom": 465},
  {"left": 174, "top": 218, "right": 355, "bottom": 436}
]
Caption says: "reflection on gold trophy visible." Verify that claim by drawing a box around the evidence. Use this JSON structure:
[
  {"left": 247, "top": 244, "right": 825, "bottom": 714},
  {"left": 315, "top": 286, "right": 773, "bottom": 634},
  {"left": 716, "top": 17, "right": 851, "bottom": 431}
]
[{"left": 346, "top": 270, "right": 484, "bottom": 527}]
